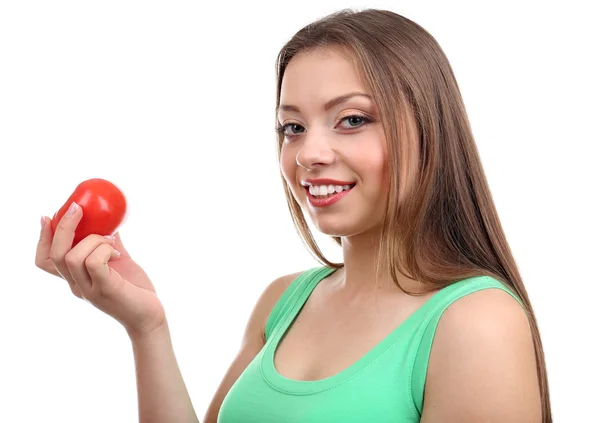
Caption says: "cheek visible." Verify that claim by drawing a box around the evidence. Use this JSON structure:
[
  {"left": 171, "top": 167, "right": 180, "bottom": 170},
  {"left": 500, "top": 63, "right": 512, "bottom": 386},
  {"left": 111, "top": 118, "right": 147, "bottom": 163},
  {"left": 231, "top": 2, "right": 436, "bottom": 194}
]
[
  {"left": 357, "top": 149, "right": 388, "bottom": 214},
  {"left": 279, "top": 145, "right": 299, "bottom": 189},
  {"left": 355, "top": 146, "right": 387, "bottom": 184},
  {"left": 279, "top": 146, "right": 292, "bottom": 178}
]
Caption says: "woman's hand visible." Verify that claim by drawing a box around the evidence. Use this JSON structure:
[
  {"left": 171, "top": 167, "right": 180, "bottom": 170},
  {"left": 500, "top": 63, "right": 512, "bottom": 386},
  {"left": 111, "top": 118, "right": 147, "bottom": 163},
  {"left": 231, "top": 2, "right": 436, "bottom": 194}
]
[{"left": 35, "top": 202, "right": 167, "bottom": 339}]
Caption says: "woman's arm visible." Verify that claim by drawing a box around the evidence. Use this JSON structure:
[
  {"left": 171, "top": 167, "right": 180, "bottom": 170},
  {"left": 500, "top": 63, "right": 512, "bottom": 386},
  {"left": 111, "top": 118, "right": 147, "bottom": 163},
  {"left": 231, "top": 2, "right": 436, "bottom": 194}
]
[
  {"left": 130, "top": 322, "right": 199, "bottom": 423},
  {"left": 127, "top": 272, "right": 299, "bottom": 423},
  {"left": 420, "top": 288, "right": 542, "bottom": 422}
]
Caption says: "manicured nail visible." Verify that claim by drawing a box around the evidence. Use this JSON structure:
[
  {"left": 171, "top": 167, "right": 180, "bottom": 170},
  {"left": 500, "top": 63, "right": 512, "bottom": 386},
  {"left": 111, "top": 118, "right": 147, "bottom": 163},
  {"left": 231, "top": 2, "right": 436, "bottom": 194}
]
[
  {"left": 40, "top": 216, "right": 46, "bottom": 229},
  {"left": 65, "top": 202, "right": 79, "bottom": 217},
  {"left": 104, "top": 235, "right": 116, "bottom": 241}
]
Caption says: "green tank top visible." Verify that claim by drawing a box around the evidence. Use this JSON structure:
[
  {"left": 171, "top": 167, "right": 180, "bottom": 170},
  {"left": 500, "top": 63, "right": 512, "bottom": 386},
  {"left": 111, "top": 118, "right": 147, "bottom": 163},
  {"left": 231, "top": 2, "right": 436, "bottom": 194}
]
[{"left": 217, "top": 266, "right": 522, "bottom": 422}]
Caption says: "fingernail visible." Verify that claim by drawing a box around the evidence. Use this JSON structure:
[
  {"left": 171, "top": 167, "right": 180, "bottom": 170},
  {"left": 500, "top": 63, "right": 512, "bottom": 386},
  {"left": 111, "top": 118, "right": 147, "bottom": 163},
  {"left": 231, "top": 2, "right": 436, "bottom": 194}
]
[
  {"left": 40, "top": 216, "right": 46, "bottom": 229},
  {"left": 104, "top": 235, "right": 116, "bottom": 241},
  {"left": 65, "top": 202, "right": 79, "bottom": 217}
]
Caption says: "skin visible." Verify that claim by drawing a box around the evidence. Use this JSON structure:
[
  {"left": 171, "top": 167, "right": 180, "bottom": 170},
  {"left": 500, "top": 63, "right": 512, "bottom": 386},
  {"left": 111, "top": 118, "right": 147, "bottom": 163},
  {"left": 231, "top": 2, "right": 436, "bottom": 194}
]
[{"left": 278, "top": 46, "right": 405, "bottom": 294}]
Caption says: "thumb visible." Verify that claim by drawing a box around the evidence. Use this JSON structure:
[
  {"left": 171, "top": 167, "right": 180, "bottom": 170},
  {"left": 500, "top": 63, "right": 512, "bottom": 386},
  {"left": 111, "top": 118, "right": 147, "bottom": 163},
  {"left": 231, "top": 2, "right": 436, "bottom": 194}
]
[{"left": 112, "top": 231, "right": 131, "bottom": 258}]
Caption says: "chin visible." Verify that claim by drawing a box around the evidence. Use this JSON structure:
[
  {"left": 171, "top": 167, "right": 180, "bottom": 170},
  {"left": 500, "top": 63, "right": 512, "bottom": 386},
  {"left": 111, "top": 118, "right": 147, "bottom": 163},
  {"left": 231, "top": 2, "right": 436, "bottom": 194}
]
[
  {"left": 310, "top": 215, "right": 369, "bottom": 238},
  {"left": 310, "top": 209, "right": 386, "bottom": 238}
]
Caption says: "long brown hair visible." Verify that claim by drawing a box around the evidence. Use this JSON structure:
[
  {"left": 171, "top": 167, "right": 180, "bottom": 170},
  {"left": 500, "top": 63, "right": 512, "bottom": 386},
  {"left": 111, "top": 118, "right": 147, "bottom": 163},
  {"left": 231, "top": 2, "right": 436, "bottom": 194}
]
[{"left": 273, "top": 8, "right": 550, "bottom": 421}]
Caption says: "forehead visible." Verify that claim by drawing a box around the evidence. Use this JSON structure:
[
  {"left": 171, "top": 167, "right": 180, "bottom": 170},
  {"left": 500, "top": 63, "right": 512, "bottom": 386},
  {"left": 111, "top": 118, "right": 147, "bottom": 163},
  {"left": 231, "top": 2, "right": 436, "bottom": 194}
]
[{"left": 280, "top": 48, "right": 368, "bottom": 107}]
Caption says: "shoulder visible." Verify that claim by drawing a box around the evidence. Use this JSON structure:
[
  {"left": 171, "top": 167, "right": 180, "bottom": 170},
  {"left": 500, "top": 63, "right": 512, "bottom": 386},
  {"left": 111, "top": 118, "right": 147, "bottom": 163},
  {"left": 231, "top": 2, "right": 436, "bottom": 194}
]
[
  {"left": 259, "top": 271, "right": 303, "bottom": 307},
  {"left": 421, "top": 286, "right": 542, "bottom": 422},
  {"left": 242, "top": 270, "right": 305, "bottom": 345}
]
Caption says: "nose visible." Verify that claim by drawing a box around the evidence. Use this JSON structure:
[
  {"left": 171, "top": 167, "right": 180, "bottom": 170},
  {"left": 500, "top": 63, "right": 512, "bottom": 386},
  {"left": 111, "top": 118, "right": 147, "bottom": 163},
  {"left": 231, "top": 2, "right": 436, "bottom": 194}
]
[{"left": 295, "top": 131, "right": 336, "bottom": 170}]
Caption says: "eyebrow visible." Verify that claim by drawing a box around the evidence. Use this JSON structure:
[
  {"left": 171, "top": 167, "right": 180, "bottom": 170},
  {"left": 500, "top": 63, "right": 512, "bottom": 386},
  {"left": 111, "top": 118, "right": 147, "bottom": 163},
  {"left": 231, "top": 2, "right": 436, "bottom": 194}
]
[{"left": 278, "top": 92, "right": 373, "bottom": 113}]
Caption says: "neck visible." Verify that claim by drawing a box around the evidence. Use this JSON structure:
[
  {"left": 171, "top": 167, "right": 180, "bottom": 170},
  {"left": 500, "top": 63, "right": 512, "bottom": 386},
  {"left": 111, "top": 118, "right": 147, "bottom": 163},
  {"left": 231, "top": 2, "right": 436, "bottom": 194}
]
[{"left": 335, "top": 229, "right": 422, "bottom": 296}]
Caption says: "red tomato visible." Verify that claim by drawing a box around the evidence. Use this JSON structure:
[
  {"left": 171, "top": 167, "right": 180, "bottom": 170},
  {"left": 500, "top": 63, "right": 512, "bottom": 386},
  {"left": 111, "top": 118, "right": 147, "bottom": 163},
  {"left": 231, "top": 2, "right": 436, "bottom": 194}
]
[{"left": 51, "top": 178, "right": 128, "bottom": 247}]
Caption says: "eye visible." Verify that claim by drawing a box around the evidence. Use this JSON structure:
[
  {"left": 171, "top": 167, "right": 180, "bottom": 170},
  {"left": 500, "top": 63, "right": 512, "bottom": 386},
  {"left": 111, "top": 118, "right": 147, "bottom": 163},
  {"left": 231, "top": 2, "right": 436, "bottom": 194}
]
[
  {"left": 338, "top": 114, "right": 371, "bottom": 129},
  {"left": 275, "top": 114, "right": 372, "bottom": 139},
  {"left": 276, "top": 122, "right": 305, "bottom": 137}
]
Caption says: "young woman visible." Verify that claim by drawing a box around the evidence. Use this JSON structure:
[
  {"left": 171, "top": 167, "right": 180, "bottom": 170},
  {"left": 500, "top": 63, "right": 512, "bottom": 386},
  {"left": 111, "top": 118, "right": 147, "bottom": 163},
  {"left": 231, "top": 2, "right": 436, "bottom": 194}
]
[{"left": 35, "top": 8, "right": 551, "bottom": 423}]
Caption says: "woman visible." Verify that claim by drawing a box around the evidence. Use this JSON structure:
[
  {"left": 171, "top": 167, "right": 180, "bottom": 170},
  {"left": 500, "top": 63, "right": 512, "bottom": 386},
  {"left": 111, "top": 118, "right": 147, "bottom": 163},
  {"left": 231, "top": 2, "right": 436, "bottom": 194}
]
[{"left": 35, "top": 8, "right": 551, "bottom": 423}]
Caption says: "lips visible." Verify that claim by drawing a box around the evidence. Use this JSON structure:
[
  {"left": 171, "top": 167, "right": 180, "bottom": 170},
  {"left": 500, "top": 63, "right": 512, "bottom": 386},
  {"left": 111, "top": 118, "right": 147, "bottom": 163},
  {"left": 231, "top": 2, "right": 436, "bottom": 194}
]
[
  {"left": 304, "top": 183, "right": 355, "bottom": 208},
  {"left": 302, "top": 178, "right": 356, "bottom": 187}
]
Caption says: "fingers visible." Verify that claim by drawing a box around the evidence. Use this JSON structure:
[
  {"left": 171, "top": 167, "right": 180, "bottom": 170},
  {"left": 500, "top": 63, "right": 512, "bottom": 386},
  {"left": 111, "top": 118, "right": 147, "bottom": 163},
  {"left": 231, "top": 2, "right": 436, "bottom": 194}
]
[
  {"left": 49, "top": 202, "right": 83, "bottom": 288},
  {"left": 35, "top": 216, "right": 61, "bottom": 277},
  {"left": 65, "top": 234, "right": 119, "bottom": 295},
  {"left": 83, "top": 243, "right": 121, "bottom": 299},
  {"left": 112, "top": 232, "right": 130, "bottom": 258},
  {"left": 47, "top": 202, "right": 117, "bottom": 300},
  {"left": 35, "top": 217, "right": 52, "bottom": 265}
]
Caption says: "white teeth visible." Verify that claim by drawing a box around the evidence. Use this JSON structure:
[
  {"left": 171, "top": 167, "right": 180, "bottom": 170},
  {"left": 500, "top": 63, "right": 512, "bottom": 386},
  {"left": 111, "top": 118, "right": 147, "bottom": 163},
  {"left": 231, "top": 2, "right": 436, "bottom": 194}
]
[{"left": 308, "top": 184, "right": 354, "bottom": 197}]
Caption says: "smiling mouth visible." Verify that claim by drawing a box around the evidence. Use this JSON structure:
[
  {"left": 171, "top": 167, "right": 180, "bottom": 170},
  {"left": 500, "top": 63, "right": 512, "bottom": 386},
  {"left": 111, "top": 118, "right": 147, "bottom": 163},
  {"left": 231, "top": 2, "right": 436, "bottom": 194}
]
[{"left": 305, "top": 183, "right": 356, "bottom": 198}]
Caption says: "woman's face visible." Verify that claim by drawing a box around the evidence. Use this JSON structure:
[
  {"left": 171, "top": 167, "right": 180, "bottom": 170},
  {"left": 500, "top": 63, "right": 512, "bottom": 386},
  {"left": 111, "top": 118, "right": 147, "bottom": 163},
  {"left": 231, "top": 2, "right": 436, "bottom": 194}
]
[{"left": 279, "top": 48, "right": 389, "bottom": 238}]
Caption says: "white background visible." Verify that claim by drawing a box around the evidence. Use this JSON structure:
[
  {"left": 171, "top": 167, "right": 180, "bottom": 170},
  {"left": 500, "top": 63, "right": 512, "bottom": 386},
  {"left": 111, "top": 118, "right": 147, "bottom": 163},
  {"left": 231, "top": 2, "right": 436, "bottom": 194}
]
[{"left": 1, "top": 0, "right": 598, "bottom": 421}]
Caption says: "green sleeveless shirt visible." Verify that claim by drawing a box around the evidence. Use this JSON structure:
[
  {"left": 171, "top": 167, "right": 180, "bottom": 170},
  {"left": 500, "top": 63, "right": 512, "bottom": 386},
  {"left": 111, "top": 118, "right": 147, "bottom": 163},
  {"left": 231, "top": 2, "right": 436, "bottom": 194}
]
[{"left": 217, "top": 266, "right": 521, "bottom": 422}]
